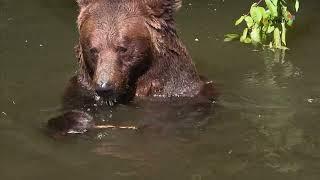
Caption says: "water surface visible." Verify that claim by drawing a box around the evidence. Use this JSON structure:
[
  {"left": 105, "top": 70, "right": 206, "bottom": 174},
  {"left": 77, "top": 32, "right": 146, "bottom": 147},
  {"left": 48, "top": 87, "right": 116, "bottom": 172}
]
[{"left": 1, "top": 0, "right": 320, "bottom": 180}]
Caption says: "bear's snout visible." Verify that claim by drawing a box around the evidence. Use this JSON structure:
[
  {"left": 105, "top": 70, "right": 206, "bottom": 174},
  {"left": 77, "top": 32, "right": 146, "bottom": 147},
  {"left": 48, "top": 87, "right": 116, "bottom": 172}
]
[{"left": 95, "top": 82, "right": 114, "bottom": 97}]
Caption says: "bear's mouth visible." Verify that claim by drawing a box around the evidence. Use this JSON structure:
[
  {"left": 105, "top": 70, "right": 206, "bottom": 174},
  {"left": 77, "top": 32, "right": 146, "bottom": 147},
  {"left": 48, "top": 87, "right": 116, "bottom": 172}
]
[
  {"left": 90, "top": 82, "right": 135, "bottom": 107},
  {"left": 94, "top": 94, "right": 118, "bottom": 107}
]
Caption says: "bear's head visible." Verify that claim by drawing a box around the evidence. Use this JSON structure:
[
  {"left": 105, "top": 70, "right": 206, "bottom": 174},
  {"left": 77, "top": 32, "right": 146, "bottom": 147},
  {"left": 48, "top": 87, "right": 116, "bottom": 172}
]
[{"left": 75, "top": 0, "right": 199, "bottom": 102}]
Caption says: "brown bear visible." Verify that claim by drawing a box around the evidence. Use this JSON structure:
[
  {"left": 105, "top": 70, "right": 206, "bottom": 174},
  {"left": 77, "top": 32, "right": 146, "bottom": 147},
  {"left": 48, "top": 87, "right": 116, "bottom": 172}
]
[{"left": 47, "top": 0, "right": 216, "bottom": 136}]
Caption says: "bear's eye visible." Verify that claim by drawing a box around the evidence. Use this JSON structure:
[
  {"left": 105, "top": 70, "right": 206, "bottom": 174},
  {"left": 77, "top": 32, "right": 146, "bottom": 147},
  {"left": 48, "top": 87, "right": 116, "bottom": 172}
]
[
  {"left": 89, "top": 47, "right": 99, "bottom": 56},
  {"left": 116, "top": 46, "right": 128, "bottom": 54},
  {"left": 89, "top": 47, "right": 99, "bottom": 63}
]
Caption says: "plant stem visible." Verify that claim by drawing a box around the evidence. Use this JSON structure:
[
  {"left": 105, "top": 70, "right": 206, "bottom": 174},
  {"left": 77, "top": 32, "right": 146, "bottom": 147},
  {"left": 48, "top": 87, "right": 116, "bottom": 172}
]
[
  {"left": 257, "top": 0, "right": 264, "bottom": 5},
  {"left": 246, "top": 0, "right": 264, "bottom": 15}
]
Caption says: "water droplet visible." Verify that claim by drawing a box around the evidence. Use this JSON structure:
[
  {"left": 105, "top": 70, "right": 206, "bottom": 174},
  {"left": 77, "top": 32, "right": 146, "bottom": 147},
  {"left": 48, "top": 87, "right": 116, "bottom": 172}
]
[
  {"left": 97, "top": 133, "right": 103, "bottom": 139},
  {"left": 94, "top": 95, "right": 101, "bottom": 101},
  {"left": 307, "top": 99, "right": 314, "bottom": 103}
]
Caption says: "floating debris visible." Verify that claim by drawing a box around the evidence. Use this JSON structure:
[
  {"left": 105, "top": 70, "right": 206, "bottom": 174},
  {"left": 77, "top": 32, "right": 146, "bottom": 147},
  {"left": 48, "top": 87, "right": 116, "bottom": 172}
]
[
  {"left": 1, "top": 112, "right": 7, "bottom": 116},
  {"left": 195, "top": 38, "right": 199, "bottom": 42},
  {"left": 95, "top": 125, "right": 137, "bottom": 130},
  {"left": 97, "top": 133, "right": 104, "bottom": 139},
  {"left": 39, "top": 44, "right": 44, "bottom": 47},
  {"left": 96, "top": 132, "right": 109, "bottom": 139},
  {"left": 307, "top": 98, "right": 314, "bottom": 103},
  {"left": 67, "top": 129, "right": 88, "bottom": 134}
]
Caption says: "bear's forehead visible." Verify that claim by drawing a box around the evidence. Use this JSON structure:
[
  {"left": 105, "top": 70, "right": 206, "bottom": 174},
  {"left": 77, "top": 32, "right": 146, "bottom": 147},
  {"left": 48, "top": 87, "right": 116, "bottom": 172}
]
[
  {"left": 89, "top": 0, "right": 142, "bottom": 18},
  {"left": 81, "top": 10, "right": 147, "bottom": 34},
  {"left": 79, "top": 0, "right": 144, "bottom": 31},
  {"left": 81, "top": 16, "right": 148, "bottom": 38},
  {"left": 78, "top": 0, "right": 150, "bottom": 47}
]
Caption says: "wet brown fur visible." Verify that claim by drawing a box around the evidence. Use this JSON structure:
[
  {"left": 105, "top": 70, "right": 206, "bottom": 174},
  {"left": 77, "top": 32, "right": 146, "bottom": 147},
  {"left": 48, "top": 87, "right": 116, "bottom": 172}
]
[
  {"left": 46, "top": 0, "right": 216, "bottom": 136},
  {"left": 73, "top": 0, "right": 215, "bottom": 102}
]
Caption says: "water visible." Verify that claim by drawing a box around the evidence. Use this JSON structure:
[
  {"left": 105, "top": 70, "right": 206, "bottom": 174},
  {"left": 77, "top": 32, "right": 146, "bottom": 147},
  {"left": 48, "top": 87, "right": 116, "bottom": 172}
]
[{"left": 1, "top": 0, "right": 320, "bottom": 179}]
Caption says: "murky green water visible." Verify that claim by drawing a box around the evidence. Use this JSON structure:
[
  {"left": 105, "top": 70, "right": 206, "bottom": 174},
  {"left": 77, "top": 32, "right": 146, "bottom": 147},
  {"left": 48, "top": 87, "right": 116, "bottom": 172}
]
[{"left": 1, "top": 0, "right": 320, "bottom": 179}]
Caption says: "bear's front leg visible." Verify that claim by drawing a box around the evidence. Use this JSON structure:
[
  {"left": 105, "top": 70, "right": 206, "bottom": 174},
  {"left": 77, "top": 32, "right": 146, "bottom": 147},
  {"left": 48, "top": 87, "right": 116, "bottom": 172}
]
[{"left": 47, "top": 110, "right": 94, "bottom": 136}]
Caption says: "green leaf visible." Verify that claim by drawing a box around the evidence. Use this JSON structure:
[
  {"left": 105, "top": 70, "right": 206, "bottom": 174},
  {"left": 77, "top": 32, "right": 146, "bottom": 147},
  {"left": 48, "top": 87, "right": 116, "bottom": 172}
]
[
  {"left": 224, "top": 34, "right": 240, "bottom": 42},
  {"left": 287, "top": 19, "right": 294, "bottom": 26},
  {"left": 235, "top": 16, "right": 245, "bottom": 26},
  {"left": 244, "top": 38, "right": 252, "bottom": 44},
  {"left": 250, "top": 6, "right": 264, "bottom": 23},
  {"left": 250, "top": 26, "right": 261, "bottom": 43},
  {"left": 245, "top": 16, "right": 254, "bottom": 28},
  {"left": 284, "top": 10, "right": 293, "bottom": 21},
  {"left": 281, "top": 22, "right": 287, "bottom": 45},
  {"left": 271, "top": 0, "right": 279, "bottom": 6},
  {"left": 267, "top": 25, "right": 275, "bottom": 33},
  {"left": 263, "top": 10, "right": 271, "bottom": 19},
  {"left": 281, "top": 6, "right": 288, "bottom": 18},
  {"left": 262, "top": 25, "right": 268, "bottom": 32},
  {"left": 240, "top": 28, "right": 248, "bottom": 42},
  {"left": 262, "top": 33, "right": 267, "bottom": 42},
  {"left": 265, "top": 0, "right": 278, "bottom": 17},
  {"left": 295, "top": 0, "right": 299, "bottom": 12},
  {"left": 274, "top": 27, "right": 281, "bottom": 48},
  {"left": 269, "top": 42, "right": 273, "bottom": 48}
]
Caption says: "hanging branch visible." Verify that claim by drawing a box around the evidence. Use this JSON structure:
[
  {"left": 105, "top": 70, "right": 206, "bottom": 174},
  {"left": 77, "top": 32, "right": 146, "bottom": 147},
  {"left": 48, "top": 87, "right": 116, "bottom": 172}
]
[{"left": 224, "top": 0, "right": 300, "bottom": 50}]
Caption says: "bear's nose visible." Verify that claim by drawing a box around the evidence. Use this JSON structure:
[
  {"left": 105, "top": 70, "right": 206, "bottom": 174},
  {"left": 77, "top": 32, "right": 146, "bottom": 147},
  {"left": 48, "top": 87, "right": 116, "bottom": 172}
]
[{"left": 95, "top": 82, "right": 114, "bottom": 97}]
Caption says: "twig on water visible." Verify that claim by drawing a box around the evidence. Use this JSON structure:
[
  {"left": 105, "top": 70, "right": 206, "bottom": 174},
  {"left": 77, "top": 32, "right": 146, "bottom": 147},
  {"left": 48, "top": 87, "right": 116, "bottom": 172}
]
[{"left": 95, "top": 125, "right": 138, "bottom": 130}]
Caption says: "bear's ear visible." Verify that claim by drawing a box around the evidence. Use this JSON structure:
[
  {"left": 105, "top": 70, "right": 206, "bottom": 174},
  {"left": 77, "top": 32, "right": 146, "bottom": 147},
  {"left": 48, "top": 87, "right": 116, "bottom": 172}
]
[
  {"left": 76, "top": 0, "right": 93, "bottom": 8},
  {"left": 144, "top": 0, "right": 182, "bottom": 16},
  {"left": 144, "top": 0, "right": 182, "bottom": 30},
  {"left": 76, "top": 0, "right": 95, "bottom": 28}
]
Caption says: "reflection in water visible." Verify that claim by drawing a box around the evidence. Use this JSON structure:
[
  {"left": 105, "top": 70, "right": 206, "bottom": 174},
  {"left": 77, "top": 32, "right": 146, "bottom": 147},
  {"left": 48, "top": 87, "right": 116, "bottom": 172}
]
[
  {"left": 241, "top": 50, "right": 304, "bottom": 173},
  {"left": 243, "top": 50, "right": 303, "bottom": 89}
]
